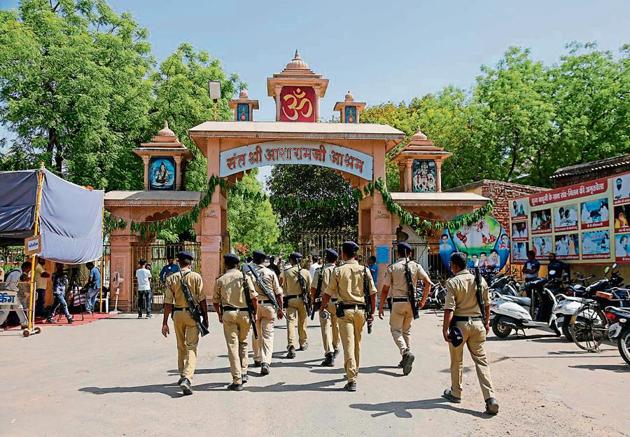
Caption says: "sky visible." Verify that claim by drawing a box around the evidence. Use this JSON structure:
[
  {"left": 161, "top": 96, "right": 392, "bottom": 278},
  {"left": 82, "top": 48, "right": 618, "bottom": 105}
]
[{"left": 1, "top": 0, "right": 629, "bottom": 183}]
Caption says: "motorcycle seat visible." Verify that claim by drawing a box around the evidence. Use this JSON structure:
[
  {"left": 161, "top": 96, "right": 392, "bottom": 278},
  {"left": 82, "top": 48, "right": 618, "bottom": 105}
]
[
  {"left": 506, "top": 296, "right": 531, "bottom": 307},
  {"left": 607, "top": 307, "right": 630, "bottom": 318}
]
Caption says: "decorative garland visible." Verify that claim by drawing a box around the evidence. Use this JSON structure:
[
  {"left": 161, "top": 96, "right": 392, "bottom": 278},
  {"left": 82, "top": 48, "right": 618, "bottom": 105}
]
[{"left": 105, "top": 175, "right": 494, "bottom": 236}]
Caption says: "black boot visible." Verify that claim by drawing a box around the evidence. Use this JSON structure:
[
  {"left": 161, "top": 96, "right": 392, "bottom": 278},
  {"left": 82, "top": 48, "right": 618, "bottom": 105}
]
[
  {"left": 320, "top": 352, "right": 334, "bottom": 367},
  {"left": 286, "top": 346, "right": 296, "bottom": 359}
]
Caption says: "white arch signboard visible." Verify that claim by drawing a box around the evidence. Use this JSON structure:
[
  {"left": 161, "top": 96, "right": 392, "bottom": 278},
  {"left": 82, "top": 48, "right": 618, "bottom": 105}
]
[{"left": 219, "top": 141, "right": 374, "bottom": 180}]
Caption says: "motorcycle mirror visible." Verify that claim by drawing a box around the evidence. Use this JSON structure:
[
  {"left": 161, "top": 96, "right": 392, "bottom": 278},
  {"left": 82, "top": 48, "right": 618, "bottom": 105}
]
[
  {"left": 549, "top": 270, "right": 556, "bottom": 276},
  {"left": 612, "top": 263, "right": 618, "bottom": 270},
  {"left": 604, "top": 266, "right": 610, "bottom": 274}
]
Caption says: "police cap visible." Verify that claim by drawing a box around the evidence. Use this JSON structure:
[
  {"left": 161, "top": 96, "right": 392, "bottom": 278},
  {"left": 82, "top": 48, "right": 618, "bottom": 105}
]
[
  {"left": 448, "top": 326, "right": 464, "bottom": 347},
  {"left": 342, "top": 241, "right": 360, "bottom": 255},
  {"left": 252, "top": 250, "right": 266, "bottom": 263},
  {"left": 289, "top": 252, "right": 303, "bottom": 261},
  {"left": 223, "top": 253, "right": 240, "bottom": 264},
  {"left": 397, "top": 242, "right": 412, "bottom": 253},
  {"left": 324, "top": 248, "right": 339, "bottom": 260},
  {"left": 177, "top": 251, "right": 194, "bottom": 261}
]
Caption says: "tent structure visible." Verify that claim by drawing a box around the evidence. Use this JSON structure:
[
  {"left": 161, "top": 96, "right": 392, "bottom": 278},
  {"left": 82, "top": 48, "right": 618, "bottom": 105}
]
[{"left": 0, "top": 167, "right": 104, "bottom": 335}]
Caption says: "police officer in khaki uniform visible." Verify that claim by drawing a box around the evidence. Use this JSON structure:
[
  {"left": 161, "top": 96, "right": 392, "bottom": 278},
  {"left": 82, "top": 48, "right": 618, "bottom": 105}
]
[
  {"left": 161, "top": 251, "right": 207, "bottom": 396},
  {"left": 310, "top": 248, "right": 340, "bottom": 367},
  {"left": 442, "top": 252, "right": 499, "bottom": 415},
  {"left": 378, "top": 242, "right": 432, "bottom": 375},
  {"left": 280, "top": 252, "right": 311, "bottom": 359},
  {"left": 212, "top": 253, "right": 258, "bottom": 391},
  {"left": 248, "top": 250, "right": 284, "bottom": 376},
  {"left": 320, "top": 241, "right": 377, "bottom": 392}
]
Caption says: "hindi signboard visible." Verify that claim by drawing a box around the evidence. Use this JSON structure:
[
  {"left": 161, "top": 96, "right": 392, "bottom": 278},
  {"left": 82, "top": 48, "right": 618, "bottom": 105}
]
[{"left": 24, "top": 235, "right": 41, "bottom": 256}]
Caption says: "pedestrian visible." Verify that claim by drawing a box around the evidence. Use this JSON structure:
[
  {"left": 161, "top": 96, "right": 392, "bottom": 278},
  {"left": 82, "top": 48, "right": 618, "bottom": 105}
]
[
  {"left": 320, "top": 241, "right": 377, "bottom": 392},
  {"left": 442, "top": 252, "right": 499, "bottom": 415},
  {"left": 367, "top": 255, "right": 378, "bottom": 285},
  {"left": 34, "top": 258, "right": 50, "bottom": 317},
  {"left": 0, "top": 261, "right": 31, "bottom": 329},
  {"left": 161, "top": 251, "right": 207, "bottom": 396},
  {"left": 522, "top": 250, "right": 540, "bottom": 283},
  {"left": 135, "top": 259, "right": 152, "bottom": 319},
  {"left": 0, "top": 259, "right": 5, "bottom": 283},
  {"left": 311, "top": 248, "right": 341, "bottom": 367},
  {"left": 268, "top": 256, "right": 281, "bottom": 277},
  {"left": 159, "top": 255, "right": 180, "bottom": 283},
  {"left": 309, "top": 255, "right": 321, "bottom": 280},
  {"left": 84, "top": 262, "right": 101, "bottom": 314},
  {"left": 280, "top": 252, "right": 312, "bottom": 358},
  {"left": 46, "top": 263, "right": 73, "bottom": 324},
  {"left": 378, "top": 242, "right": 431, "bottom": 376},
  {"left": 247, "top": 250, "right": 283, "bottom": 376},
  {"left": 213, "top": 253, "right": 257, "bottom": 391}
]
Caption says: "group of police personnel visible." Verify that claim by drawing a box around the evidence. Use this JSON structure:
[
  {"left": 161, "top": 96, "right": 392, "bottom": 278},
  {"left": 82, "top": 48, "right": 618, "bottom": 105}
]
[{"left": 160, "top": 241, "right": 499, "bottom": 415}]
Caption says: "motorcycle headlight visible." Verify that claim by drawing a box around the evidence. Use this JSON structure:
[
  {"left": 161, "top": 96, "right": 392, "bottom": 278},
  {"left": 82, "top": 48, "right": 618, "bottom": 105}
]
[{"left": 620, "top": 318, "right": 628, "bottom": 323}]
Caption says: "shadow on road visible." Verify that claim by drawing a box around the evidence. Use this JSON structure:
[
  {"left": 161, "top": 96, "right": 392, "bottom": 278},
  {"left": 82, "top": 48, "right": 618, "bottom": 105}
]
[
  {"left": 569, "top": 364, "right": 629, "bottom": 373},
  {"left": 245, "top": 377, "right": 347, "bottom": 393},
  {"left": 349, "top": 397, "right": 490, "bottom": 418},
  {"left": 311, "top": 365, "right": 403, "bottom": 378},
  {"left": 79, "top": 382, "right": 225, "bottom": 398}
]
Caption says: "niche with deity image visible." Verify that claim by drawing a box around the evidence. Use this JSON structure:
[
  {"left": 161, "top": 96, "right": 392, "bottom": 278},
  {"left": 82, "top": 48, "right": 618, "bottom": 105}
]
[
  {"left": 149, "top": 157, "right": 176, "bottom": 190},
  {"left": 412, "top": 159, "right": 437, "bottom": 193}
]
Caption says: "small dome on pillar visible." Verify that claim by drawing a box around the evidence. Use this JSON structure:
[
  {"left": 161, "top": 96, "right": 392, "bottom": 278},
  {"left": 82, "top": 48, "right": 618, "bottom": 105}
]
[
  {"left": 285, "top": 49, "right": 310, "bottom": 70},
  {"left": 239, "top": 89, "right": 249, "bottom": 99},
  {"left": 158, "top": 121, "right": 176, "bottom": 138},
  {"left": 344, "top": 91, "right": 354, "bottom": 102},
  {"left": 411, "top": 130, "right": 428, "bottom": 141}
]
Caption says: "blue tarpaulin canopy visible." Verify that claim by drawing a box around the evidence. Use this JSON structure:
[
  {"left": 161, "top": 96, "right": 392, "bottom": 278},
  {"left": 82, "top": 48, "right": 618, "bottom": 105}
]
[{"left": 0, "top": 169, "right": 104, "bottom": 264}]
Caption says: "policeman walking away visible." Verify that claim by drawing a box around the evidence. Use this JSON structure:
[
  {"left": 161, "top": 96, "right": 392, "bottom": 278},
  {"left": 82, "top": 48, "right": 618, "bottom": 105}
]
[
  {"left": 320, "top": 241, "right": 377, "bottom": 391},
  {"left": 161, "top": 251, "right": 208, "bottom": 396},
  {"left": 378, "top": 242, "right": 431, "bottom": 375},
  {"left": 442, "top": 252, "right": 499, "bottom": 415},
  {"left": 311, "top": 248, "right": 341, "bottom": 366},
  {"left": 280, "top": 252, "right": 311, "bottom": 359},
  {"left": 213, "top": 254, "right": 258, "bottom": 391}
]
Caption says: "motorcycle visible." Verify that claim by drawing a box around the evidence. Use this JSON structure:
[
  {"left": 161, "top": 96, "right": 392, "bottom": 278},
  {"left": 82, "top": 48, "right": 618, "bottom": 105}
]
[
  {"left": 425, "top": 282, "right": 447, "bottom": 310},
  {"left": 488, "top": 273, "right": 519, "bottom": 297},
  {"left": 490, "top": 278, "right": 562, "bottom": 338}
]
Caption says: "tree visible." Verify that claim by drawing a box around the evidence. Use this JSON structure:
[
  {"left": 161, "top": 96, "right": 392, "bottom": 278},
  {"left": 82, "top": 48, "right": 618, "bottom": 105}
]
[
  {"left": 267, "top": 165, "right": 358, "bottom": 245},
  {"left": 0, "top": 0, "right": 153, "bottom": 189}
]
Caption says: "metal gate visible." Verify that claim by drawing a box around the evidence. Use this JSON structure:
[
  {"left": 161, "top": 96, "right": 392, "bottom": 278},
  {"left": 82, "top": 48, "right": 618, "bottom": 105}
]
[{"left": 391, "top": 241, "right": 450, "bottom": 282}]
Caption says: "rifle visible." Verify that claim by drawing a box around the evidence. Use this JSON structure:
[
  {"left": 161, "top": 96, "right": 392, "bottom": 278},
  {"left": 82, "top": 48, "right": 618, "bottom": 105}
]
[
  {"left": 295, "top": 267, "right": 312, "bottom": 317},
  {"left": 180, "top": 272, "right": 209, "bottom": 337},
  {"left": 246, "top": 263, "right": 279, "bottom": 310},
  {"left": 404, "top": 258, "right": 420, "bottom": 320},
  {"left": 310, "top": 267, "right": 324, "bottom": 320},
  {"left": 473, "top": 262, "right": 486, "bottom": 325},
  {"left": 363, "top": 267, "right": 373, "bottom": 334},
  {"left": 241, "top": 269, "right": 258, "bottom": 339}
]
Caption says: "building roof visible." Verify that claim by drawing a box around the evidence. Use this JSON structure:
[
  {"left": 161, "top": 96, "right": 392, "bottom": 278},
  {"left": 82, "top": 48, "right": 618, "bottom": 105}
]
[
  {"left": 448, "top": 179, "right": 548, "bottom": 193},
  {"left": 390, "top": 192, "right": 489, "bottom": 205},
  {"left": 105, "top": 191, "right": 201, "bottom": 206},
  {"left": 551, "top": 154, "right": 630, "bottom": 179}
]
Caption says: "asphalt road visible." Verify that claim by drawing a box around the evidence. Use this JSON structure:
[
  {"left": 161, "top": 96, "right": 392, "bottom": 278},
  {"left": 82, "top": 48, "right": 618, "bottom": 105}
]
[{"left": 1, "top": 310, "right": 628, "bottom": 437}]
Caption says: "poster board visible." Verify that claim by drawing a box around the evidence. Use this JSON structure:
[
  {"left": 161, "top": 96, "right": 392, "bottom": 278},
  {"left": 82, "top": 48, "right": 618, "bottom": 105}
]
[{"left": 510, "top": 172, "right": 630, "bottom": 264}]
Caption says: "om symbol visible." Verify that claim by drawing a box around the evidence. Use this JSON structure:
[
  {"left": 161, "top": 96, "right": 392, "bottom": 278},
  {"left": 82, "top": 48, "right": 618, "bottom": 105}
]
[{"left": 281, "top": 87, "right": 314, "bottom": 121}]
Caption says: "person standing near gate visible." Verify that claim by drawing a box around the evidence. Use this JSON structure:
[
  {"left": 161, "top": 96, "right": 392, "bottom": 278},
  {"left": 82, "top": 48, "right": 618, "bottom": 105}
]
[
  {"left": 34, "top": 258, "right": 50, "bottom": 317},
  {"left": 213, "top": 253, "right": 257, "bottom": 391},
  {"left": 320, "top": 241, "right": 377, "bottom": 392},
  {"left": 442, "top": 251, "right": 499, "bottom": 415},
  {"left": 162, "top": 251, "right": 207, "bottom": 396},
  {"left": 378, "top": 242, "right": 431, "bottom": 375},
  {"left": 280, "top": 252, "right": 311, "bottom": 358},
  {"left": 84, "top": 262, "right": 101, "bottom": 314},
  {"left": 135, "top": 259, "right": 152, "bottom": 319},
  {"left": 311, "top": 248, "right": 340, "bottom": 366},
  {"left": 46, "top": 263, "right": 73, "bottom": 324},
  {"left": 160, "top": 255, "right": 180, "bottom": 283},
  {"left": 248, "top": 250, "right": 283, "bottom": 376}
]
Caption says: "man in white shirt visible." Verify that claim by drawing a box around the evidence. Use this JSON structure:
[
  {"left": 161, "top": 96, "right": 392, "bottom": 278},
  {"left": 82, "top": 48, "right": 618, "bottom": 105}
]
[
  {"left": 0, "top": 261, "right": 31, "bottom": 329},
  {"left": 309, "top": 255, "right": 321, "bottom": 281},
  {"left": 135, "top": 259, "right": 152, "bottom": 319}
]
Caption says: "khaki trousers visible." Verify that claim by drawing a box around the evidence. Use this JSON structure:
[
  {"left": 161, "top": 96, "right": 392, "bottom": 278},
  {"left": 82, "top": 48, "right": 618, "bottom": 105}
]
[
  {"left": 449, "top": 320, "right": 495, "bottom": 400},
  {"left": 286, "top": 297, "right": 308, "bottom": 348},
  {"left": 173, "top": 311, "right": 199, "bottom": 381},
  {"left": 223, "top": 310, "right": 251, "bottom": 384},
  {"left": 338, "top": 308, "right": 365, "bottom": 383},
  {"left": 390, "top": 301, "right": 413, "bottom": 355},
  {"left": 320, "top": 301, "right": 340, "bottom": 354},
  {"left": 253, "top": 304, "right": 276, "bottom": 364}
]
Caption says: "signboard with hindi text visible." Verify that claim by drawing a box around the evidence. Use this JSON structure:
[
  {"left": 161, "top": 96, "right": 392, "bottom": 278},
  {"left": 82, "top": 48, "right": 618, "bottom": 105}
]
[{"left": 219, "top": 141, "right": 374, "bottom": 180}]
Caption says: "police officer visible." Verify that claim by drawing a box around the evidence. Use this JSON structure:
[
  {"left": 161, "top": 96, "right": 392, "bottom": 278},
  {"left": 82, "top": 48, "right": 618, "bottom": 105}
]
[
  {"left": 442, "top": 252, "right": 499, "bottom": 415},
  {"left": 310, "top": 248, "right": 340, "bottom": 367},
  {"left": 280, "top": 252, "right": 311, "bottom": 359},
  {"left": 320, "top": 241, "right": 377, "bottom": 392},
  {"left": 212, "top": 253, "right": 257, "bottom": 391},
  {"left": 378, "top": 242, "right": 432, "bottom": 375},
  {"left": 161, "top": 251, "right": 207, "bottom": 396},
  {"left": 248, "top": 250, "right": 284, "bottom": 376}
]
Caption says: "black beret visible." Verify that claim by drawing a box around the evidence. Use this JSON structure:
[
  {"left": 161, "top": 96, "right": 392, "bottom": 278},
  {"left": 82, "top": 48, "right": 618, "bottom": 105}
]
[
  {"left": 177, "top": 251, "right": 194, "bottom": 261},
  {"left": 289, "top": 252, "right": 303, "bottom": 260},
  {"left": 397, "top": 242, "right": 412, "bottom": 253},
  {"left": 324, "top": 248, "right": 338, "bottom": 259},
  {"left": 253, "top": 250, "right": 266, "bottom": 258},
  {"left": 223, "top": 253, "right": 240, "bottom": 264},
  {"left": 342, "top": 241, "right": 359, "bottom": 254}
]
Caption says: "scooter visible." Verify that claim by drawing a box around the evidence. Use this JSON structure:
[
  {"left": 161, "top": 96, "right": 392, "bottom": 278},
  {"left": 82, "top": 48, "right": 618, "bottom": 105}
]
[
  {"left": 606, "top": 306, "right": 630, "bottom": 365},
  {"left": 490, "top": 278, "right": 562, "bottom": 338}
]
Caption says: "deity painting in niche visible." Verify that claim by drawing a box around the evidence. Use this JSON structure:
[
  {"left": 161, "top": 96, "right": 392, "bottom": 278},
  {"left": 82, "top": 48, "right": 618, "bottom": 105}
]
[
  {"left": 412, "top": 159, "right": 437, "bottom": 192},
  {"left": 280, "top": 86, "right": 316, "bottom": 122},
  {"left": 237, "top": 103, "right": 250, "bottom": 121},
  {"left": 344, "top": 106, "right": 357, "bottom": 123},
  {"left": 149, "top": 157, "right": 176, "bottom": 190}
]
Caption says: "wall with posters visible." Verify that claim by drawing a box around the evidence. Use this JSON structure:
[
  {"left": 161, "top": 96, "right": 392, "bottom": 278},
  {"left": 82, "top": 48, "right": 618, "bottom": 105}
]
[{"left": 510, "top": 171, "right": 630, "bottom": 264}]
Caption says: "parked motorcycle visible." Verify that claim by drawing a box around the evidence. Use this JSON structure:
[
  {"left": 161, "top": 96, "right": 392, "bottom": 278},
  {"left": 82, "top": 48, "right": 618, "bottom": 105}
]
[{"left": 488, "top": 273, "right": 519, "bottom": 297}]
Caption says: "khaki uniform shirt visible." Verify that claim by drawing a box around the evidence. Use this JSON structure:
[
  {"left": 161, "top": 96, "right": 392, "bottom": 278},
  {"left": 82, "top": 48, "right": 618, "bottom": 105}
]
[
  {"left": 35, "top": 264, "right": 47, "bottom": 290},
  {"left": 164, "top": 268, "right": 205, "bottom": 308},
  {"left": 444, "top": 270, "right": 489, "bottom": 317},
  {"left": 280, "top": 265, "right": 312, "bottom": 296},
  {"left": 384, "top": 258, "right": 430, "bottom": 298},
  {"left": 312, "top": 263, "right": 336, "bottom": 298},
  {"left": 248, "top": 264, "right": 282, "bottom": 299},
  {"left": 213, "top": 268, "right": 257, "bottom": 308},
  {"left": 325, "top": 260, "right": 377, "bottom": 305}
]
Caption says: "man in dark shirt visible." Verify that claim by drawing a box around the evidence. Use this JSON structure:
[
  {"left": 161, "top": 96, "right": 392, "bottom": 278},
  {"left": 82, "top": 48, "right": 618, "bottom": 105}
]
[
  {"left": 159, "top": 256, "right": 181, "bottom": 283},
  {"left": 522, "top": 250, "right": 540, "bottom": 282},
  {"left": 547, "top": 253, "right": 569, "bottom": 280}
]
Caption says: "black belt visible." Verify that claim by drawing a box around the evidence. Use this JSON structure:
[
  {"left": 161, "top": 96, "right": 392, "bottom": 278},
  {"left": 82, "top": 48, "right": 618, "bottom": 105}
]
[
  {"left": 331, "top": 298, "right": 338, "bottom": 303},
  {"left": 222, "top": 306, "right": 248, "bottom": 312},
  {"left": 172, "top": 307, "right": 188, "bottom": 312},
  {"left": 260, "top": 299, "right": 274, "bottom": 304},
  {"left": 452, "top": 316, "right": 482, "bottom": 323},
  {"left": 286, "top": 295, "right": 302, "bottom": 300},
  {"left": 339, "top": 303, "right": 366, "bottom": 310},
  {"left": 392, "top": 297, "right": 409, "bottom": 302}
]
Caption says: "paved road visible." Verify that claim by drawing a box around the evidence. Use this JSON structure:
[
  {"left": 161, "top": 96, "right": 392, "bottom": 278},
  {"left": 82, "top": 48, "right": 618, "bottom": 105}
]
[{"left": 1, "top": 311, "right": 628, "bottom": 437}]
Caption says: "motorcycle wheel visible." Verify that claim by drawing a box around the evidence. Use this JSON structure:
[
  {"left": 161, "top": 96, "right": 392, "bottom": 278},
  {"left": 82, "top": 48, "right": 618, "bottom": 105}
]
[
  {"left": 570, "top": 308, "right": 607, "bottom": 352},
  {"left": 492, "top": 316, "right": 512, "bottom": 338},
  {"left": 551, "top": 320, "right": 562, "bottom": 337},
  {"left": 562, "top": 319, "right": 574, "bottom": 342},
  {"left": 618, "top": 327, "right": 630, "bottom": 366}
]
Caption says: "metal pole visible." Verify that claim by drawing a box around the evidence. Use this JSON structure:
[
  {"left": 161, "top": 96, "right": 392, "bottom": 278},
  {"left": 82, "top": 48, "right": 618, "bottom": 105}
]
[
  {"left": 99, "top": 206, "right": 105, "bottom": 313},
  {"left": 27, "top": 164, "right": 45, "bottom": 333}
]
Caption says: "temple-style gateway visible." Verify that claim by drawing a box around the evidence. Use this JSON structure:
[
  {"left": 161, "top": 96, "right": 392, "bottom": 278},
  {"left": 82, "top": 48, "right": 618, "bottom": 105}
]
[{"left": 104, "top": 51, "right": 524, "bottom": 311}]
